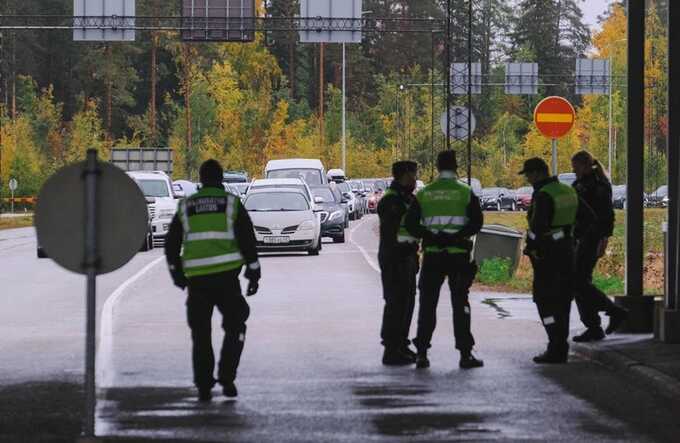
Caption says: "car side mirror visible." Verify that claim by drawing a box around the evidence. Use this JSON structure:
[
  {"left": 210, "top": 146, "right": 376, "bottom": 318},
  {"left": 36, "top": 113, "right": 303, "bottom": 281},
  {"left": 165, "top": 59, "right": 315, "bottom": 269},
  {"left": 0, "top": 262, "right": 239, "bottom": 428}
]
[
  {"left": 314, "top": 196, "right": 325, "bottom": 204},
  {"left": 145, "top": 196, "right": 156, "bottom": 204}
]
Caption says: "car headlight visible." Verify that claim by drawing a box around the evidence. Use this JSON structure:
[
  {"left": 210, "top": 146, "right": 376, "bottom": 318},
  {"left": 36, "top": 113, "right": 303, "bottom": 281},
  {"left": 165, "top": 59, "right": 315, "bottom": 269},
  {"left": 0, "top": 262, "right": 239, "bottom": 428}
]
[
  {"left": 329, "top": 210, "right": 343, "bottom": 222},
  {"left": 157, "top": 209, "right": 175, "bottom": 219},
  {"left": 299, "top": 220, "right": 316, "bottom": 230}
]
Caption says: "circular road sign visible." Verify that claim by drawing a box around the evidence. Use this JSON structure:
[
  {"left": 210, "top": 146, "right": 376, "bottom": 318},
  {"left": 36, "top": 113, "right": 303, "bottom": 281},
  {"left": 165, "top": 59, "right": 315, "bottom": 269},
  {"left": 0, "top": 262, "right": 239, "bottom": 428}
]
[
  {"left": 8, "top": 178, "right": 17, "bottom": 191},
  {"left": 533, "top": 96, "right": 576, "bottom": 139},
  {"left": 441, "top": 107, "right": 476, "bottom": 140},
  {"left": 35, "top": 161, "right": 148, "bottom": 275}
]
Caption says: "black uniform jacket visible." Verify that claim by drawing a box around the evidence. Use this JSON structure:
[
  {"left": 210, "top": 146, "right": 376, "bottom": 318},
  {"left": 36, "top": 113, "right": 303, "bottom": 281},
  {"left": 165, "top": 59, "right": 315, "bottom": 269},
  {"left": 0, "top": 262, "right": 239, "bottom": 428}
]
[
  {"left": 377, "top": 181, "right": 418, "bottom": 259},
  {"left": 165, "top": 187, "right": 259, "bottom": 288},
  {"left": 404, "top": 181, "right": 483, "bottom": 251},
  {"left": 572, "top": 173, "right": 615, "bottom": 241}
]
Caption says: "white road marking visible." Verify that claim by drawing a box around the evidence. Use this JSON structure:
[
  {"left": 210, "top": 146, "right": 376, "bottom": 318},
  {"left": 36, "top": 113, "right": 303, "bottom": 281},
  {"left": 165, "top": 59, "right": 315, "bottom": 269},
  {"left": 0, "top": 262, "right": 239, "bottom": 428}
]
[
  {"left": 350, "top": 217, "right": 380, "bottom": 273},
  {"left": 97, "top": 256, "right": 165, "bottom": 388}
]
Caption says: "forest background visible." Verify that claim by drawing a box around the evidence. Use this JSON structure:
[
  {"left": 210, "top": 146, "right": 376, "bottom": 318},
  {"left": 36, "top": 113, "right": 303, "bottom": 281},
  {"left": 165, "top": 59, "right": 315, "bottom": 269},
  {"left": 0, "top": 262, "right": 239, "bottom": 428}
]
[{"left": 0, "top": 0, "right": 670, "bottom": 198}]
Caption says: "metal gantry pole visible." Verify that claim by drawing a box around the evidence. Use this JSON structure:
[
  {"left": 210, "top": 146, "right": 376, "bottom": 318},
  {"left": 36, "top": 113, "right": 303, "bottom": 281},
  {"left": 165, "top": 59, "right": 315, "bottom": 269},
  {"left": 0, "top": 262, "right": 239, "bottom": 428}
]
[
  {"left": 626, "top": 0, "right": 645, "bottom": 298},
  {"left": 466, "top": 0, "right": 472, "bottom": 185},
  {"left": 83, "top": 149, "right": 100, "bottom": 438},
  {"left": 342, "top": 42, "right": 346, "bottom": 173},
  {"left": 608, "top": 55, "right": 613, "bottom": 176},
  {"left": 446, "top": 0, "right": 451, "bottom": 152},
  {"left": 667, "top": 0, "right": 680, "bottom": 312},
  {"left": 431, "top": 31, "right": 435, "bottom": 180}
]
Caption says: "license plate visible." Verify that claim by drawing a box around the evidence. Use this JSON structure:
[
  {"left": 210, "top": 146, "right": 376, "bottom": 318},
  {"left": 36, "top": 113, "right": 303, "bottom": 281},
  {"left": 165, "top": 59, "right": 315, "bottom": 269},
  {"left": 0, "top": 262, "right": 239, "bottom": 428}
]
[{"left": 264, "top": 236, "right": 290, "bottom": 244}]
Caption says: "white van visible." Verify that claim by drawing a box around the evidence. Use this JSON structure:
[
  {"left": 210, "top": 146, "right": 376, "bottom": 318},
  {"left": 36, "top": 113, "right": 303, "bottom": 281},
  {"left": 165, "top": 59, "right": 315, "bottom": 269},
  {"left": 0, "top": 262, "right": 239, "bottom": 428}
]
[
  {"left": 128, "top": 171, "right": 178, "bottom": 242},
  {"left": 265, "top": 159, "right": 327, "bottom": 185}
]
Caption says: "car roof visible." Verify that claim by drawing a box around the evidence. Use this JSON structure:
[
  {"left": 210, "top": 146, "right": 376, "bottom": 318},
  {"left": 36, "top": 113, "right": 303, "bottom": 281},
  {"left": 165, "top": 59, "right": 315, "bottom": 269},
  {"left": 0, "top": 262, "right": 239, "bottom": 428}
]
[
  {"left": 127, "top": 171, "right": 170, "bottom": 180},
  {"left": 265, "top": 159, "right": 324, "bottom": 169},
  {"left": 251, "top": 178, "right": 305, "bottom": 186}
]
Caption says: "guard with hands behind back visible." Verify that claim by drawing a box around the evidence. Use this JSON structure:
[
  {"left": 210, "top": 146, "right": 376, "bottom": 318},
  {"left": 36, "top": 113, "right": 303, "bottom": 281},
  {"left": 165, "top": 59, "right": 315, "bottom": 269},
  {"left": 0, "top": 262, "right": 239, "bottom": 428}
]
[
  {"left": 165, "top": 159, "right": 260, "bottom": 402},
  {"left": 405, "top": 150, "right": 484, "bottom": 370}
]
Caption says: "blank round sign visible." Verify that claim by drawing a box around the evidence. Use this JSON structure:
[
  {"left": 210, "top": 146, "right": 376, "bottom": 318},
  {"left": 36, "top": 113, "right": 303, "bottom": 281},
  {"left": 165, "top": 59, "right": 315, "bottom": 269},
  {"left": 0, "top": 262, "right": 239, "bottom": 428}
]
[{"left": 35, "top": 161, "right": 148, "bottom": 275}]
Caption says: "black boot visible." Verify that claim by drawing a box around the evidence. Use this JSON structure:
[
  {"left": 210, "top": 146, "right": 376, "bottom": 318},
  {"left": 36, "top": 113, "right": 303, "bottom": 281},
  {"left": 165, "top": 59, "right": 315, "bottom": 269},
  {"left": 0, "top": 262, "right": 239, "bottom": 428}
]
[
  {"left": 222, "top": 381, "right": 238, "bottom": 398},
  {"left": 459, "top": 351, "right": 484, "bottom": 369},
  {"left": 382, "top": 348, "right": 414, "bottom": 366},
  {"left": 606, "top": 307, "right": 629, "bottom": 335},
  {"left": 415, "top": 352, "right": 430, "bottom": 369},
  {"left": 573, "top": 327, "right": 605, "bottom": 342},
  {"left": 533, "top": 351, "right": 568, "bottom": 364},
  {"left": 401, "top": 345, "right": 417, "bottom": 362},
  {"left": 198, "top": 386, "right": 212, "bottom": 402}
]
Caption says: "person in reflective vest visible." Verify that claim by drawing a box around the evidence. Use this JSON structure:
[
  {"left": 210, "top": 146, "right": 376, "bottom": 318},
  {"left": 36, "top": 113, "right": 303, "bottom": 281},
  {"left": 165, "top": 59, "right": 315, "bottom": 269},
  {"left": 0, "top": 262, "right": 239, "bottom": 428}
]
[
  {"left": 378, "top": 160, "right": 419, "bottom": 366},
  {"left": 520, "top": 157, "right": 578, "bottom": 364},
  {"left": 405, "top": 150, "right": 484, "bottom": 370},
  {"left": 165, "top": 159, "right": 260, "bottom": 402}
]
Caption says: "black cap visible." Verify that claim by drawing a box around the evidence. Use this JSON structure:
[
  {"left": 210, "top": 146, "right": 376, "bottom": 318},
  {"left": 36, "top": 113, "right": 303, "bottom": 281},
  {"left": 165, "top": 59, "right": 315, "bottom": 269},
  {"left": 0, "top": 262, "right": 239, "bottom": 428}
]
[
  {"left": 518, "top": 157, "right": 549, "bottom": 175},
  {"left": 392, "top": 161, "right": 418, "bottom": 179}
]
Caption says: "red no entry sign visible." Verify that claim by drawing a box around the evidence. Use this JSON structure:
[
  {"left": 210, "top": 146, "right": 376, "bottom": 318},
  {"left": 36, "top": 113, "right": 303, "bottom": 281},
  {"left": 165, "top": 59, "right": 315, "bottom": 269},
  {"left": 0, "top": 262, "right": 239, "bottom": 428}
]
[{"left": 533, "top": 96, "right": 576, "bottom": 139}]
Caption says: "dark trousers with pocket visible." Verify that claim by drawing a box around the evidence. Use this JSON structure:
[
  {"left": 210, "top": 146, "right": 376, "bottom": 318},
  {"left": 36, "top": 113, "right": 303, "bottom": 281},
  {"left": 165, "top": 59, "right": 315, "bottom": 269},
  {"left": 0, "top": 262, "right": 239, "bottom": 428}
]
[
  {"left": 414, "top": 252, "right": 477, "bottom": 354},
  {"left": 186, "top": 270, "right": 250, "bottom": 389},
  {"left": 573, "top": 237, "right": 618, "bottom": 329},
  {"left": 529, "top": 240, "right": 574, "bottom": 356},
  {"left": 379, "top": 253, "right": 418, "bottom": 350}
]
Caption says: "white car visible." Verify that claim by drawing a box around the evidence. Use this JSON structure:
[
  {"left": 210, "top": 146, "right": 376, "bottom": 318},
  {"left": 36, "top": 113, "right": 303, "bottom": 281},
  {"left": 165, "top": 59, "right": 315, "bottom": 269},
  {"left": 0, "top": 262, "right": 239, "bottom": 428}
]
[
  {"left": 265, "top": 158, "right": 328, "bottom": 185},
  {"left": 173, "top": 180, "right": 198, "bottom": 198},
  {"left": 128, "top": 171, "right": 178, "bottom": 243},
  {"left": 245, "top": 188, "right": 321, "bottom": 255}
]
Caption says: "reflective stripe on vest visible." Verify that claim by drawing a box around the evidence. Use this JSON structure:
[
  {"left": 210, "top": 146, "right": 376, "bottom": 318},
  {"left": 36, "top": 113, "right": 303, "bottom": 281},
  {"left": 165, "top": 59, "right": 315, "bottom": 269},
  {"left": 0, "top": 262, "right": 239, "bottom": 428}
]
[
  {"left": 383, "top": 188, "right": 418, "bottom": 245},
  {"left": 180, "top": 188, "right": 244, "bottom": 277},
  {"left": 417, "top": 177, "right": 472, "bottom": 254}
]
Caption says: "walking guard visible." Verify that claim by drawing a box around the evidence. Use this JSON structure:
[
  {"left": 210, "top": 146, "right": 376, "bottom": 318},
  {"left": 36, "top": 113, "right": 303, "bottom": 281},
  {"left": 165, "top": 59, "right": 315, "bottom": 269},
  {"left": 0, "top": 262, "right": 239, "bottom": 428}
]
[
  {"left": 520, "top": 157, "right": 578, "bottom": 364},
  {"left": 571, "top": 151, "right": 628, "bottom": 341},
  {"left": 378, "top": 160, "right": 419, "bottom": 365},
  {"left": 405, "top": 150, "right": 485, "bottom": 370},
  {"left": 165, "top": 159, "right": 261, "bottom": 401}
]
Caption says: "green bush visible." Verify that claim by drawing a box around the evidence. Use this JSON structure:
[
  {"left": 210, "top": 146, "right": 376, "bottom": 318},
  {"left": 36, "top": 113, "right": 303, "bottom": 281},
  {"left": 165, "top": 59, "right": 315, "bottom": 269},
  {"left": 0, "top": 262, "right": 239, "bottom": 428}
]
[
  {"left": 593, "top": 274, "right": 625, "bottom": 295},
  {"left": 478, "top": 258, "right": 513, "bottom": 285}
]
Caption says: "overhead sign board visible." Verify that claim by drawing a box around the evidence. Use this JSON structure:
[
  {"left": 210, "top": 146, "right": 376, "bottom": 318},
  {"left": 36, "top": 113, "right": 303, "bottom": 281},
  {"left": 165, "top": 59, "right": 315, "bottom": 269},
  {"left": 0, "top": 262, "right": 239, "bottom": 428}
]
[
  {"left": 73, "top": 0, "right": 136, "bottom": 42},
  {"left": 505, "top": 62, "right": 538, "bottom": 95},
  {"left": 533, "top": 96, "right": 576, "bottom": 139},
  {"left": 441, "top": 107, "right": 476, "bottom": 140},
  {"left": 300, "top": 0, "right": 362, "bottom": 44},
  {"left": 8, "top": 178, "right": 17, "bottom": 192},
  {"left": 181, "top": 0, "right": 256, "bottom": 42},
  {"left": 451, "top": 63, "right": 482, "bottom": 95},
  {"left": 575, "top": 58, "right": 610, "bottom": 95}
]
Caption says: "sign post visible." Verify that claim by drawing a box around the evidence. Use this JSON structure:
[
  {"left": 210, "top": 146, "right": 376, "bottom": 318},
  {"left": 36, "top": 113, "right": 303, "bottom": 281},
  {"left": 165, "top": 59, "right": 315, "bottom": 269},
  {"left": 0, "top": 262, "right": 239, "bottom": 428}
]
[
  {"left": 533, "top": 96, "right": 576, "bottom": 175},
  {"left": 35, "top": 150, "right": 148, "bottom": 439},
  {"left": 8, "top": 178, "right": 17, "bottom": 213}
]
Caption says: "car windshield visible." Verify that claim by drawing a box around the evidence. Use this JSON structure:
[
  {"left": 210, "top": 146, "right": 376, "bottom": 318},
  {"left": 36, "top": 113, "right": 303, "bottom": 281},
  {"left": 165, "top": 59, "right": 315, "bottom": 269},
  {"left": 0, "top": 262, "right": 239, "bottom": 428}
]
[
  {"left": 252, "top": 184, "right": 308, "bottom": 200},
  {"left": 312, "top": 188, "right": 336, "bottom": 202},
  {"left": 482, "top": 188, "right": 501, "bottom": 196},
  {"left": 336, "top": 182, "right": 351, "bottom": 193},
  {"left": 517, "top": 187, "right": 532, "bottom": 195},
  {"left": 349, "top": 182, "right": 360, "bottom": 190},
  {"left": 138, "top": 179, "right": 170, "bottom": 197},
  {"left": 267, "top": 169, "right": 322, "bottom": 185},
  {"left": 245, "top": 193, "right": 309, "bottom": 212}
]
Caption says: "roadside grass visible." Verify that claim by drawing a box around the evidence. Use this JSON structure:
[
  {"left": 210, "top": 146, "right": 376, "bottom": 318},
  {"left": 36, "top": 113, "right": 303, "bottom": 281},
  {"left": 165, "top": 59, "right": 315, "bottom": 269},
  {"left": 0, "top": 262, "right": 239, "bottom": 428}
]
[
  {"left": 479, "top": 209, "right": 665, "bottom": 295},
  {"left": 0, "top": 215, "right": 34, "bottom": 230}
]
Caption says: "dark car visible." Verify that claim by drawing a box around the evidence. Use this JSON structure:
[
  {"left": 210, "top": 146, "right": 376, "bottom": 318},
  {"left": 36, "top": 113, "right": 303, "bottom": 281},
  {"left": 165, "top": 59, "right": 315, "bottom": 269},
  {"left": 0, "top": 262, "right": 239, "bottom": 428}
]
[
  {"left": 515, "top": 186, "right": 533, "bottom": 211},
  {"left": 223, "top": 170, "right": 249, "bottom": 184},
  {"left": 310, "top": 185, "right": 347, "bottom": 243},
  {"left": 480, "top": 187, "right": 517, "bottom": 211},
  {"left": 612, "top": 185, "right": 627, "bottom": 209}
]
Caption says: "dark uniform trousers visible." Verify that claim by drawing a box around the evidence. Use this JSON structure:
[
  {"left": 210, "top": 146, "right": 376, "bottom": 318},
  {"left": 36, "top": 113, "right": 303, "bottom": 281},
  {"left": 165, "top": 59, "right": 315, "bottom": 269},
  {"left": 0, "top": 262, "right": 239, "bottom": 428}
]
[
  {"left": 574, "top": 236, "right": 618, "bottom": 328},
  {"left": 529, "top": 239, "right": 574, "bottom": 356},
  {"left": 379, "top": 253, "right": 418, "bottom": 349},
  {"left": 186, "top": 270, "right": 250, "bottom": 388},
  {"left": 414, "top": 252, "right": 476, "bottom": 353}
]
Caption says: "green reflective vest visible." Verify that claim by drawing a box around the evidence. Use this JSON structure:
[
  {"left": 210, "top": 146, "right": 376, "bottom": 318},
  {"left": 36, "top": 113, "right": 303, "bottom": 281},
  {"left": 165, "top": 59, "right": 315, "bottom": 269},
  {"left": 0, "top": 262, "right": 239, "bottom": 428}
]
[
  {"left": 383, "top": 188, "right": 417, "bottom": 245},
  {"left": 178, "top": 187, "right": 244, "bottom": 278},
  {"left": 529, "top": 180, "right": 578, "bottom": 240},
  {"left": 417, "top": 177, "right": 472, "bottom": 254}
]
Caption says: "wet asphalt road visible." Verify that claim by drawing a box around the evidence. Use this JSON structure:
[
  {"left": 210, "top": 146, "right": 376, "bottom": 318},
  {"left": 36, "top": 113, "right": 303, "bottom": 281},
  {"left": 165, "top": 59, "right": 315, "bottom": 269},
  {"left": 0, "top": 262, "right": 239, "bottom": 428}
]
[{"left": 1, "top": 218, "right": 680, "bottom": 442}]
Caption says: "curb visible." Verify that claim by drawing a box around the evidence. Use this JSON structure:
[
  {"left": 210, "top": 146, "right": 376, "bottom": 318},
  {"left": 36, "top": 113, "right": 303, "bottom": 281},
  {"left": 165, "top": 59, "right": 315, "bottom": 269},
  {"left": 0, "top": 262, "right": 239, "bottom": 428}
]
[{"left": 572, "top": 342, "right": 680, "bottom": 403}]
